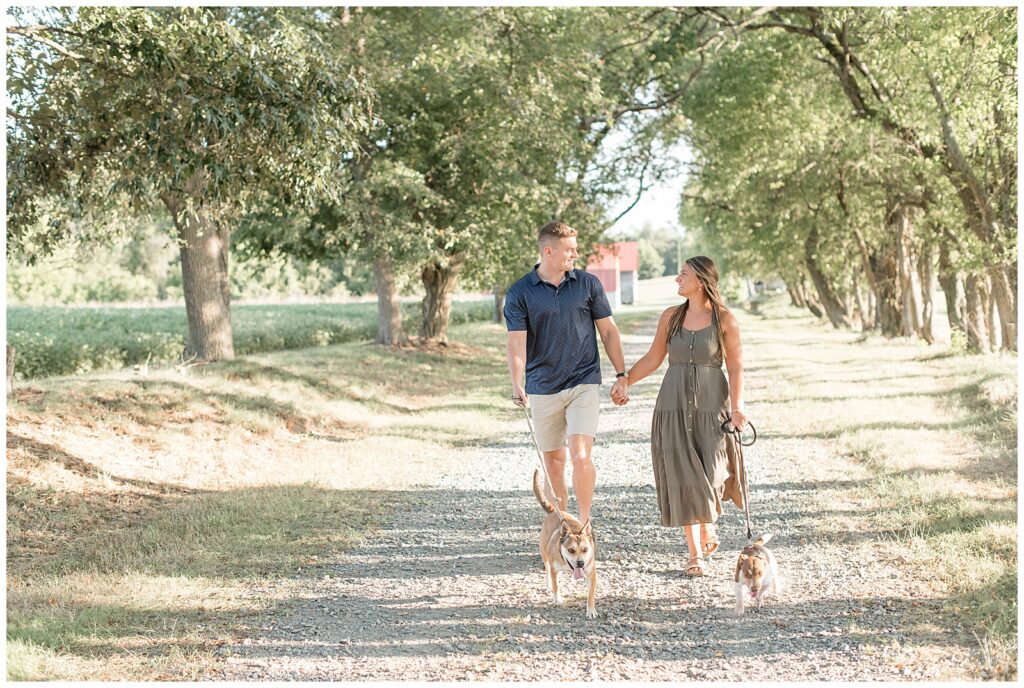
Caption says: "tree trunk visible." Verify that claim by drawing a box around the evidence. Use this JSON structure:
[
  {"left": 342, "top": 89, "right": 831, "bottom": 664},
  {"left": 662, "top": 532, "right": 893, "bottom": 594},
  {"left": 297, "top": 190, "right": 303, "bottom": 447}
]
[
  {"left": 930, "top": 76, "right": 1017, "bottom": 351},
  {"left": 493, "top": 284, "right": 507, "bottom": 325},
  {"left": 786, "top": 278, "right": 805, "bottom": 308},
  {"left": 917, "top": 245, "right": 936, "bottom": 344},
  {"left": 851, "top": 271, "right": 870, "bottom": 331},
  {"left": 964, "top": 273, "right": 992, "bottom": 353},
  {"left": 839, "top": 290, "right": 853, "bottom": 321},
  {"left": 937, "top": 242, "right": 966, "bottom": 339},
  {"left": 867, "top": 287, "right": 876, "bottom": 329},
  {"left": 803, "top": 226, "right": 851, "bottom": 328},
  {"left": 875, "top": 208, "right": 903, "bottom": 338},
  {"left": 798, "top": 275, "right": 824, "bottom": 318},
  {"left": 162, "top": 191, "right": 234, "bottom": 362},
  {"left": 420, "top": 258, "right": 464, "bottom": 344},
  {"left": 983, "top": 274, "right": 999, "bottom": 350},
  {"left": 850, "top": 225, "right": 881, "bottom": 307},
  {"left": 373, "top": 254, "right": 407, "bottom": 346},
  {"left": 6, "top": 345, "right": 14, "bottom": 394},
  {"left": 893, "top": 204, "right": 924, "bottom": 339},
  {"left": 989, "top": 266, "right": 1017, "bottom": 352}
]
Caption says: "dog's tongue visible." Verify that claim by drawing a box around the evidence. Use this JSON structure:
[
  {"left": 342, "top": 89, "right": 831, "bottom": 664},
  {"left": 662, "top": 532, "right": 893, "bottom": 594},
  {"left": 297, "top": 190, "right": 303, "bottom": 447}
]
[{"left": 572, "top": 567, "right": 584, "bottom": 580}]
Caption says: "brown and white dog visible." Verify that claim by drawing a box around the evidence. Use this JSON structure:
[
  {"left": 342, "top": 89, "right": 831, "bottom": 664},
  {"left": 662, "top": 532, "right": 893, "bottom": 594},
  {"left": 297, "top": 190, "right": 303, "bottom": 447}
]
[
  {"left": 532, "top": 469, "right": 598, "bottom": 619},
  {"left": 734, "top": 533, "right": 780, "bottom": 616}
]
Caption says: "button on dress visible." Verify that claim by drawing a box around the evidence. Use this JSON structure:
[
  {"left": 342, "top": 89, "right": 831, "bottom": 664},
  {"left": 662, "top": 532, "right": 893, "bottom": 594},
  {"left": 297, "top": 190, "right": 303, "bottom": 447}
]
[{"left": 651, "top": 323, "right": 744, "bottom": 527}]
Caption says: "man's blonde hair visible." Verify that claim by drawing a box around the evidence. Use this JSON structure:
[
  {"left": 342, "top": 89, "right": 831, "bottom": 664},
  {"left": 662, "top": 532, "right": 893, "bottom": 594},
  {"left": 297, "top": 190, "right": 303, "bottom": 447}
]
[{"left": 538, "top": 221, "right": 578, "bottom": 248}]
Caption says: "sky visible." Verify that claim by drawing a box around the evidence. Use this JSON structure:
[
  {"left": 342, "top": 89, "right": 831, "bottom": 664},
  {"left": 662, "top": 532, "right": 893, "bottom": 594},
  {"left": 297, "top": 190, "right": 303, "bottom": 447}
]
[{"left": 605, "top": 138, "right": 692, "bottom": 240}]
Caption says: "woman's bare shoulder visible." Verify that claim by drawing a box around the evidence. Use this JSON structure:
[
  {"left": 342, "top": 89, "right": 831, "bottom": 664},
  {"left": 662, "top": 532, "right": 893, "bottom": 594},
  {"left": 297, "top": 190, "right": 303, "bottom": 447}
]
[{"left": 719, "top": 307, "right": 740, "bottom": 329}]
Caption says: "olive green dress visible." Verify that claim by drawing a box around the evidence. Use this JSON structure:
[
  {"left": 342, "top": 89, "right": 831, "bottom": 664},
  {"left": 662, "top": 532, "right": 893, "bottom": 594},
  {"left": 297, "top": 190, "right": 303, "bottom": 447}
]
[{"left": 651, "top": 320, "right": 744, "bottom": 527}]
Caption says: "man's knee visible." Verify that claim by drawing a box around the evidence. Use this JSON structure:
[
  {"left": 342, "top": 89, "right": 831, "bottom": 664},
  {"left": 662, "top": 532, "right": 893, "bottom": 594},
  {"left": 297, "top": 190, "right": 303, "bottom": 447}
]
[
  {"left": 544, "top": 450, "right": 567, "bottom": 470},
  {"left": 569, "top": 444, "right": 594, "bottom": 468}
]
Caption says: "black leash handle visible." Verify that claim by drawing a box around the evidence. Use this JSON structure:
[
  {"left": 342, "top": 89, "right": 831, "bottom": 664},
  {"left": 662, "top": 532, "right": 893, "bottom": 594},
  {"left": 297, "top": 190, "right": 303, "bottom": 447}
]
[
  {"left": 720, "top": 419, "right": 757, "bottom": 446},
  {"left": 721, "top": 419, "right": 756, "bottom": 541}
]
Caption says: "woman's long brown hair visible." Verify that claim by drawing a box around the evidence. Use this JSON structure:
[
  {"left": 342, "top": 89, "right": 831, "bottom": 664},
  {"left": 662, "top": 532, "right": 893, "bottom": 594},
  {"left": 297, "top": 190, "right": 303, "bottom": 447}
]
[{"left": 666, "top": 256, "right": 729, "bottom": 360}]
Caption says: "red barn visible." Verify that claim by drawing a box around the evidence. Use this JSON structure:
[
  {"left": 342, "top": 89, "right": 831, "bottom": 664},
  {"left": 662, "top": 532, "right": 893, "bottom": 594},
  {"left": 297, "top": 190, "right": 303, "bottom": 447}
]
[{"left": 586, "top": 241, "right": 639, "bottom": 309}]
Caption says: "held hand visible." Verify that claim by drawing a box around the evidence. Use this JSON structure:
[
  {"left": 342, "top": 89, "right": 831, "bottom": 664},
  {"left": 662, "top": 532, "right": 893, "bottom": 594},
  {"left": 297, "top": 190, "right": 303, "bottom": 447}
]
[
  {"left": 610, "top": 378, "right": 630, "bottom": 406},
  {"left": 730, "top": 408, "right": 748, "bottom": 431},
  {"left": 511, "top": 384, "right": 528, "bottom": 408}
]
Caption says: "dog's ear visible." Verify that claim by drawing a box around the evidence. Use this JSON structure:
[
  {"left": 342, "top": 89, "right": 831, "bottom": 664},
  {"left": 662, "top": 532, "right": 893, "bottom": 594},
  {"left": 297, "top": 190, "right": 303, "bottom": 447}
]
[
  {"left": 560, "top": 522, "right": 571, "bottom": 538},
  {"left": 734, "top": 555, "right": 746, "bottom": 583}
]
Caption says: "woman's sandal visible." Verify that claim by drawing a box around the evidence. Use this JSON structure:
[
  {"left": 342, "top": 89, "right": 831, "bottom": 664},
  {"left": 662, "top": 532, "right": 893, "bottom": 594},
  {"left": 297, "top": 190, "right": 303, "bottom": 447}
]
[
  {"left": 686, "top": 556, "right": 707, "bottom": 577},
  {"left": 701, "top": 525, "right": 720, "bottom": 558}
]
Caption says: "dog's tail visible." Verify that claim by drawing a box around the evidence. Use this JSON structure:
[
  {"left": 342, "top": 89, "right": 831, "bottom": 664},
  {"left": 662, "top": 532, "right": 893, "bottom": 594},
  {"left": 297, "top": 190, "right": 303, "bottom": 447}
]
[
  {"left": 532, "top": 469, "right": 556, "bottom": 514},
  {"left": 755, "top": 533, "right": 773, "bottom": 546}
]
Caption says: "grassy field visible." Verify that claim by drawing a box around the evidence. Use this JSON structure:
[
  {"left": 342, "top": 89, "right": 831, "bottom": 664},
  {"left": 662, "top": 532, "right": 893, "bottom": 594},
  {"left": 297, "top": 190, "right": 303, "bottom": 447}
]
[
  {"left": 6, "top": 299, "right": 492, "bottom": 379},
  {"left": 6, "top": 318, "right": 512, "bottom": 680},
  {"left": 6, "top": 279, "right": 1017, "bottom": 679}
]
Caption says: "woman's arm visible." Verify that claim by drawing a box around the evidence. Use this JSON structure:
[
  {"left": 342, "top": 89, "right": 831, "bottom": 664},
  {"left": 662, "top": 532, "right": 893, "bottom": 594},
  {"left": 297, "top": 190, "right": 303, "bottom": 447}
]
[
  {"left": 624, "top": 307, "right": 676, "bottom": 386},
  {"left": 721, "top": 309, "right": 747, "bottom": 429}
]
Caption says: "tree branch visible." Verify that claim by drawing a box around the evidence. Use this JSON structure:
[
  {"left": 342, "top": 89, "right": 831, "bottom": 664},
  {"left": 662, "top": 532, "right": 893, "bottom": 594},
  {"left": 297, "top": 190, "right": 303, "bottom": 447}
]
[
  {"left": 927, "top": 72, "right": 1001, "bottom": 245},
  {"left": 7, "top": 24, "right": 84, "bottom": 60},
  {"left": 578, "top": 51, "right": 705, "bottom": 130},
  {"left": 608, "top": 159, "right": 652, "bottom": 225},
  {"left": 599, "top": 8, "right": 671, "bottom": 62}
]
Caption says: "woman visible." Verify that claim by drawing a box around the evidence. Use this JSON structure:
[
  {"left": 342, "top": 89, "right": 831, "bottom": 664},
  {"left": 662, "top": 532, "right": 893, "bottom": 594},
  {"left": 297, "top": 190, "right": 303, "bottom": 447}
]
[{"left": 611, "top": 256, "right": 748, "bottom": 577}]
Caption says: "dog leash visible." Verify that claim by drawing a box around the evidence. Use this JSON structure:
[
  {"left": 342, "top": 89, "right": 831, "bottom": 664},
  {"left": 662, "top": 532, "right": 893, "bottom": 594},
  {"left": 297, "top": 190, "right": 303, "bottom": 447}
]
[
  {"left": 519, "top": 403, "right": 567, "bottom": 527},
  {"left": 721, "top": 419, "right": 757, "bottom": 541}
]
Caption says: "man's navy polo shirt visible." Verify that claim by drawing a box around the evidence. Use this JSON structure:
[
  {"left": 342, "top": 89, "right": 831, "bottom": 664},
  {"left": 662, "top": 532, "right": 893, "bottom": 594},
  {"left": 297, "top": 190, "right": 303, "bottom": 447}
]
[{"left": 504, "top": 264, "right": 613, "bottom": 395}]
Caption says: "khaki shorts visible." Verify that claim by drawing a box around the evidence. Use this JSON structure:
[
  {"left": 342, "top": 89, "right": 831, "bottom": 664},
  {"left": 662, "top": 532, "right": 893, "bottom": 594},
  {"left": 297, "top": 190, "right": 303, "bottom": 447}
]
[{"left": 530, "top": 383, "right": 600, "bottom": 452}]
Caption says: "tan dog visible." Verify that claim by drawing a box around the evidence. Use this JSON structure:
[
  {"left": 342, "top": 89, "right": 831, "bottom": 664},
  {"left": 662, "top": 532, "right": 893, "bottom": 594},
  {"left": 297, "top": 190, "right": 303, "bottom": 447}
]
[
  {"left": 532, "top": 469, "right": 598, "bottom": 619},
  {"left": 734, "top": 533, "right": 780, "bottom": 616}
]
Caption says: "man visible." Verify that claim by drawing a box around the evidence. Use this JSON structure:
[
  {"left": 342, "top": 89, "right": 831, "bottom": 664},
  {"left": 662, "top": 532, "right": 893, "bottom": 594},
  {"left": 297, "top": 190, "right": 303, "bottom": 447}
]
[{"left": 505, "top": 220, "right": 627, "bottom": 533}]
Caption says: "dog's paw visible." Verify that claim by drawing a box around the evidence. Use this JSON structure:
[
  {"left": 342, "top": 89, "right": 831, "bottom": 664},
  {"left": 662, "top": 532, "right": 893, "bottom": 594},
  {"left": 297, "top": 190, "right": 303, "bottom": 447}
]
[
  {"left": 586, "top": 606, "right": 597, "bottom": 620},
  {"left": 734, "top": 605, "right": 745, "bottom": 617},
  {"left": 552, "top": 593, "right": 563, "bottom": 605}
]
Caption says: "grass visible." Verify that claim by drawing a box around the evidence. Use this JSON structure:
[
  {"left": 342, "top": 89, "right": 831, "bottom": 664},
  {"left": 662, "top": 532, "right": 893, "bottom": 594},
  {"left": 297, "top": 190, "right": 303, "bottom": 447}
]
[
  {"left": 6, "top": 298, "right": 493, "bottom": 379},
  {"left": 7, "top": 485, "right": 386, "bottom": 680},
  {"left": 6, "top": 318, "right": 513, "bottom": 680}
]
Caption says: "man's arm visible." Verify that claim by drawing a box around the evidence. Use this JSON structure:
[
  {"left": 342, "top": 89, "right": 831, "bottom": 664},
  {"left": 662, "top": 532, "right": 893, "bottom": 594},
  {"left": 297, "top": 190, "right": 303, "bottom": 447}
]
[
  {"left": 503, "top": 286, "right": 530, "bottom": 406},
  {"left": 507, "top": 330, "right": 528, "bottom": 406},
  {"left": 594, "top": 316, "right": 626, "bottom": 377}
]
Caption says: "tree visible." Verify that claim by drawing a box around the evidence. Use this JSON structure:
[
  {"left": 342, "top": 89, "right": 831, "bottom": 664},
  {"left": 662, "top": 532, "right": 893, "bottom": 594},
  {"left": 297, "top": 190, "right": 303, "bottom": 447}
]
[
  {"left": 701, "top": 7, "right": 1016, "bottom": 351},
  {"left": 236, "top": 7, "right": 585, "bottom": 345},
  {"left": 7, "top": 7, "right": 374, "bottom": 360},
  {"left": 636, "top": 238, "right": 665, "bottom": 279},
  {"left": 678, "top": 7, "right": 1015, "bottom": 351},
  {"left": 192, "top": 8, "right": 729, "bottom": 346},
  {"left": 398, "top": 7, "right": 726, "bottom": 342}
]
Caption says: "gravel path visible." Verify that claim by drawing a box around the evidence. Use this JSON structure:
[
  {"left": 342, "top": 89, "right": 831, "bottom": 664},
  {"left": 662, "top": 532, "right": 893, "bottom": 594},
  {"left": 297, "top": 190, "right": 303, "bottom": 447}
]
[{"left": 206, "top": 312, "right": 975, "bottom": 681}]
